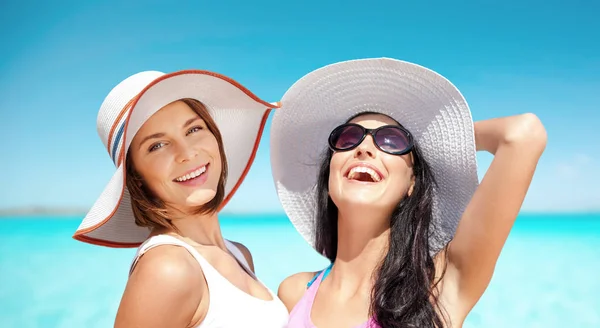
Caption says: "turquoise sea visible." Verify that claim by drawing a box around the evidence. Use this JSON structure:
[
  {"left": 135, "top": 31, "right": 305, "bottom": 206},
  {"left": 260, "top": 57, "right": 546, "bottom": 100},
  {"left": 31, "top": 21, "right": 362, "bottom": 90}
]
[{"left": 1, "top": 213, "right": 599, "bottom": 327}]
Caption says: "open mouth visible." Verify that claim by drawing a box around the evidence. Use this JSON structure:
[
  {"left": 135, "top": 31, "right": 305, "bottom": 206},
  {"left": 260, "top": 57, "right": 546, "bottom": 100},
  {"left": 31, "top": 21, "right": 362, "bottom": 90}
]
[
  {"left": 346, "top": 166, "right": 382, "bottom": 183},
  {"left": 174, "top": 164, "right": 209, "bottom": 183}
]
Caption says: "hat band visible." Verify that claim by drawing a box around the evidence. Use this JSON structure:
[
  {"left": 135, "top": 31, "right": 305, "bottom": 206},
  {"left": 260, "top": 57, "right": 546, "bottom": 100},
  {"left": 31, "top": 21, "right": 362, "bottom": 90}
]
[
  {"left": 106, "top": 97, "right": 137, "bottom": 166},
  {"left": 110, "top": 119, "right": 126, "bottom": 165}
]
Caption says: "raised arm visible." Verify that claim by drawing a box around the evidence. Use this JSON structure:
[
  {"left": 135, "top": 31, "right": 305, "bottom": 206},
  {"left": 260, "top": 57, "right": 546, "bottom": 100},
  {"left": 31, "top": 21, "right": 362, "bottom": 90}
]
[
  {"left": 443, "top": 113, "right": 547, "bottom": 309},
  {"left": 114, "top": 246, "right": 206, "bottom": 328}
]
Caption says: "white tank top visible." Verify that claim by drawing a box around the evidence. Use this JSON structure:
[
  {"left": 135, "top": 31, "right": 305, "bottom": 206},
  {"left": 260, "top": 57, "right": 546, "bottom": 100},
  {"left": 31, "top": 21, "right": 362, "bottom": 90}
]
[{"left": 130, "top": 234, "right": 289, "bottom": 328}]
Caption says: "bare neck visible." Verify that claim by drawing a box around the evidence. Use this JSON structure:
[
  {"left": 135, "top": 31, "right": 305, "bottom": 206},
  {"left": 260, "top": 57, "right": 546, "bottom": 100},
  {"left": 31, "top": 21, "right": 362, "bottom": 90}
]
[
  {"left": 152, "top": 210, "right": 227, "bottom": 250},
  {"left": 328, "top": 207, "right": 390, "bottom": 296}
]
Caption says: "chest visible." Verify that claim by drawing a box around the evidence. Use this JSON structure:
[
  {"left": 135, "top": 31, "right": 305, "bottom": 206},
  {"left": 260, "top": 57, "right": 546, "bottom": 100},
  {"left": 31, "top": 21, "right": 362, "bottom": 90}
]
[
  {"left": 194, "top": 245, "right": 273, "bottom": 301},
  {"left": 310, "top": 287, "right": 372, "bottom": 328}
]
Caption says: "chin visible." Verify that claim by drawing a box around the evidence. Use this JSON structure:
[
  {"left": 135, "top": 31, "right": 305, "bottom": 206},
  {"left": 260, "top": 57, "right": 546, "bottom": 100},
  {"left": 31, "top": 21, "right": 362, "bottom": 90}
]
[
  {"left": 333, "top": 195, "right": 388, "bottom": 212},
  {"left": 184, "top": 189, "right": 217, "bottom": 207}
]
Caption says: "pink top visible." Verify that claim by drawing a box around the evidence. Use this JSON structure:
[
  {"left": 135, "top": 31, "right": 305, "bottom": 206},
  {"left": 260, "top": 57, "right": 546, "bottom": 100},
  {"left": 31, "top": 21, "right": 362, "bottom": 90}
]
[{"left": 286, "top": 269, "right": 380, "bottom": 328}]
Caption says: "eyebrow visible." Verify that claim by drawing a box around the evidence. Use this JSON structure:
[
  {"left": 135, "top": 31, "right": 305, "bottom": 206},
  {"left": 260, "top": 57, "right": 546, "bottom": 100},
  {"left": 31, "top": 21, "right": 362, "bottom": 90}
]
[
  {"left": 138, "top": 132, "right": 165, "bottom": 150},
  {"left": 137, "top": 117, "right": 203, "bottom": 150},
  {"left": 183, "top": 116, "right": 201, "bottom": 128}
]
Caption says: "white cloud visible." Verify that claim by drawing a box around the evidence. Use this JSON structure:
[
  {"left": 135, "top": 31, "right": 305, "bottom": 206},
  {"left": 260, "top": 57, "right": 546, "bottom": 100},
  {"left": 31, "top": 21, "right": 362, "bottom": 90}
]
[
  {"left": 522, "top": 153, "right": 599, "bottom": 212},
  {"left": 574, "top": 153, "right": 592, "bottom": 165},
  {"left": 556, "top": 162, "right": 578, "bottom": 178},
  {"left": 554, "top": 153, "right": 593, "bottom": 178}
]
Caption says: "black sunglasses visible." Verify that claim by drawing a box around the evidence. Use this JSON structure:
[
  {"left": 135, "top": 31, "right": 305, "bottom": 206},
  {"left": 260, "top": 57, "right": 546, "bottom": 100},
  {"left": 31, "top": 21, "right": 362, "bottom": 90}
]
[{"left": 328, "top": 123, "right": 414, "bottom": 155}]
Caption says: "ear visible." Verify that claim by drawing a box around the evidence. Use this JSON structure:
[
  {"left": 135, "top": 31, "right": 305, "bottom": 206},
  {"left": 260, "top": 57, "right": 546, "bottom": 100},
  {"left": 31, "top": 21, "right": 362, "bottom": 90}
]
[
  {"left": 407, "top": 175, "right": 416, "bottom": 197},
  {"left": 133, "top": 173, "right": 143, "bottom": 187}
]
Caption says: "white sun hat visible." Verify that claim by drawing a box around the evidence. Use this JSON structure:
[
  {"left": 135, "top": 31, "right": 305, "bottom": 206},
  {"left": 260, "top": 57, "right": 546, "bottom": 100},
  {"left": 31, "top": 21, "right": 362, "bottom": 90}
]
[
  {"left": 73, "top": 69, "right": 277, "bottom": 247},
  {"left": 270, "top": 58, "right": 479, "bottom": 255}
]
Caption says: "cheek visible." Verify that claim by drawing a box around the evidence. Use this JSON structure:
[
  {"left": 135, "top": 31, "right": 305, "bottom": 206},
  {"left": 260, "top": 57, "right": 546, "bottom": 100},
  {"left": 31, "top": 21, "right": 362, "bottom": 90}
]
[
  {"left": 205, "top": 137, "right": 223, "bottom": 175},
  {"left": 384, "top": 159, "right": 414, "bottom": 198},
  {"left": 329, "top": 153, "right": 346, "bottom": 172},
  {"left": 136, "top": 154, "right": 174, "bottom": 192},
  {"left": 327, "top": 154, "right": 346, "bottom": 195}
]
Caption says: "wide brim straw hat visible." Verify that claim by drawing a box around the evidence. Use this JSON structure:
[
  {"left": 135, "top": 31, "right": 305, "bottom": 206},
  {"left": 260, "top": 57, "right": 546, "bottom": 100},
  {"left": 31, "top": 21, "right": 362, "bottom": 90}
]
[
  {"left": 270, "top": 58, "right": 479, "bottom": 255},
  {"left": 73, "top": 70, "right": 276, "bottom": 247}
]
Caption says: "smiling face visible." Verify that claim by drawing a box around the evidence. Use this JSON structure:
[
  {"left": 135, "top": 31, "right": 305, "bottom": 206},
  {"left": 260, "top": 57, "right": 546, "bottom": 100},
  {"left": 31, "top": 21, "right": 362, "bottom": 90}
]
[
  {"left": 328, "top": 113, "right": 415, "bottom": 215},
  {"left": 128, "top": 99, "right": 225, "bottom": 215}
]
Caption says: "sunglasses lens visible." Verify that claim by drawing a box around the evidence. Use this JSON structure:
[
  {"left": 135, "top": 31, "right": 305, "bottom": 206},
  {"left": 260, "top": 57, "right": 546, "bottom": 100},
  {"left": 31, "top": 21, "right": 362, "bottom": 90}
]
[
  {"left": 331, "top": 125, "right": 364, "bottom": 150},
  {"left": 375, "top": 127, "right": 411, "bottom": 153}
]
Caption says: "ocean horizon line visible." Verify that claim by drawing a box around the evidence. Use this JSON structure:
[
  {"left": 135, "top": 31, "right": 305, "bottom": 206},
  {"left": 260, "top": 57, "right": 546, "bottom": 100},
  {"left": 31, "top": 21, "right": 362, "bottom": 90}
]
[
  {"left": 2, "top": 205, "right": 600, "bottom": 217},
  {"left": 1, "top": 211, "right": 599, "bottom": 220},
  {"left": 0, "top": 206, "right": 285, "bottom": 217}
]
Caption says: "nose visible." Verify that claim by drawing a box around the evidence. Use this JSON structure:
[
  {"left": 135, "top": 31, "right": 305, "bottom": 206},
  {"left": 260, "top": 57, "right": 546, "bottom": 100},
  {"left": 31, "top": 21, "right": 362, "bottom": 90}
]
[
  {"left": 353, "top": 135, "right": 376, "bottom": 159},
  {"left": 175, "top": 142, "right": 198, "bottom": 163}
]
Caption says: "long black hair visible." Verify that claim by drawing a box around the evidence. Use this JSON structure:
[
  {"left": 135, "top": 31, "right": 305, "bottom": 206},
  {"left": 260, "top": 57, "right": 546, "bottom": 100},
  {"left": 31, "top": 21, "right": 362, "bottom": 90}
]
[{"left": 314, "top": 112, "right": 448, "bottom": 327}]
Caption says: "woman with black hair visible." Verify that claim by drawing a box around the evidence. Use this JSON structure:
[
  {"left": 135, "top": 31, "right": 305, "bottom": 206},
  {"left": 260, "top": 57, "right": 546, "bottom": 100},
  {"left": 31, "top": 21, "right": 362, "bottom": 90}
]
[{"left": 270, "top": 58, "right": 546, "bottom": 327}]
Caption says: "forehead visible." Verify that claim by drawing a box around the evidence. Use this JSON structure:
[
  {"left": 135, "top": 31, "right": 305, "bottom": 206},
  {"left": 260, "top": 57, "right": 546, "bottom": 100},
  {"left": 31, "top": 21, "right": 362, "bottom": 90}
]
[
  {"left": 139, "top": 101, "right": 200, "bottom": 130},
  {"left": 347, "top": 113, "right": 399, "bottom": 129},
  {"left": 149, "top": 100, "right": 196, "bottom": 122},
  {"left": 132, "top": 101, "right": 203, "bottom": 144}
]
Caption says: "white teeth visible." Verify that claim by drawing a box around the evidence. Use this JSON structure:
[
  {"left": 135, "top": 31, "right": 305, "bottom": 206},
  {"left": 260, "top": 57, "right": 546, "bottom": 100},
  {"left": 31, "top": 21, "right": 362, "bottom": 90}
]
[
  {"left": 175, "top": 165, "right": 207, "bottom": 182},
  {"left": 347, "top": 166, "right": 381, "bottom": 182}
]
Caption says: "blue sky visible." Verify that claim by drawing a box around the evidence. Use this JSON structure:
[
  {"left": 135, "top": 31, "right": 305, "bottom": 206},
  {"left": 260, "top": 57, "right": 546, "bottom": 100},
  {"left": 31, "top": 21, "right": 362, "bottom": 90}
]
[{"left": 1, "top": 0, "right": 598, "bottom": 213}]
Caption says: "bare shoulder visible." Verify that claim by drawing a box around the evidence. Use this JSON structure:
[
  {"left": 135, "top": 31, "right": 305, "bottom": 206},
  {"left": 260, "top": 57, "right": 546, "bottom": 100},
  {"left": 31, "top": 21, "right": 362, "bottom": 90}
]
[
  {"left": 278, "top": 271, "right": 318, "bottom": 312},
  {"left": 230, "top": 240, "right": 255, "bottom": 272},
  {"left": 115, "top": 245, "right": 205, "bottom": 328}
]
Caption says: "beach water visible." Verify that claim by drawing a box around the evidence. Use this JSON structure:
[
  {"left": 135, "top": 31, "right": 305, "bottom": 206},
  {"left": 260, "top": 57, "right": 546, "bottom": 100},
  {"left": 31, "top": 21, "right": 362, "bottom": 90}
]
[{"left": 1, "top": 213, "right": 599, "bottom": 327}]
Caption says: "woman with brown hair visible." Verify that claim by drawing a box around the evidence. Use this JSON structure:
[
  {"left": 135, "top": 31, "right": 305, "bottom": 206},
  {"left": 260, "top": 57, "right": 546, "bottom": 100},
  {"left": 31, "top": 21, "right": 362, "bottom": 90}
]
[{"left": 73, "top": 70, "right": 288, "bottom": 327}]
